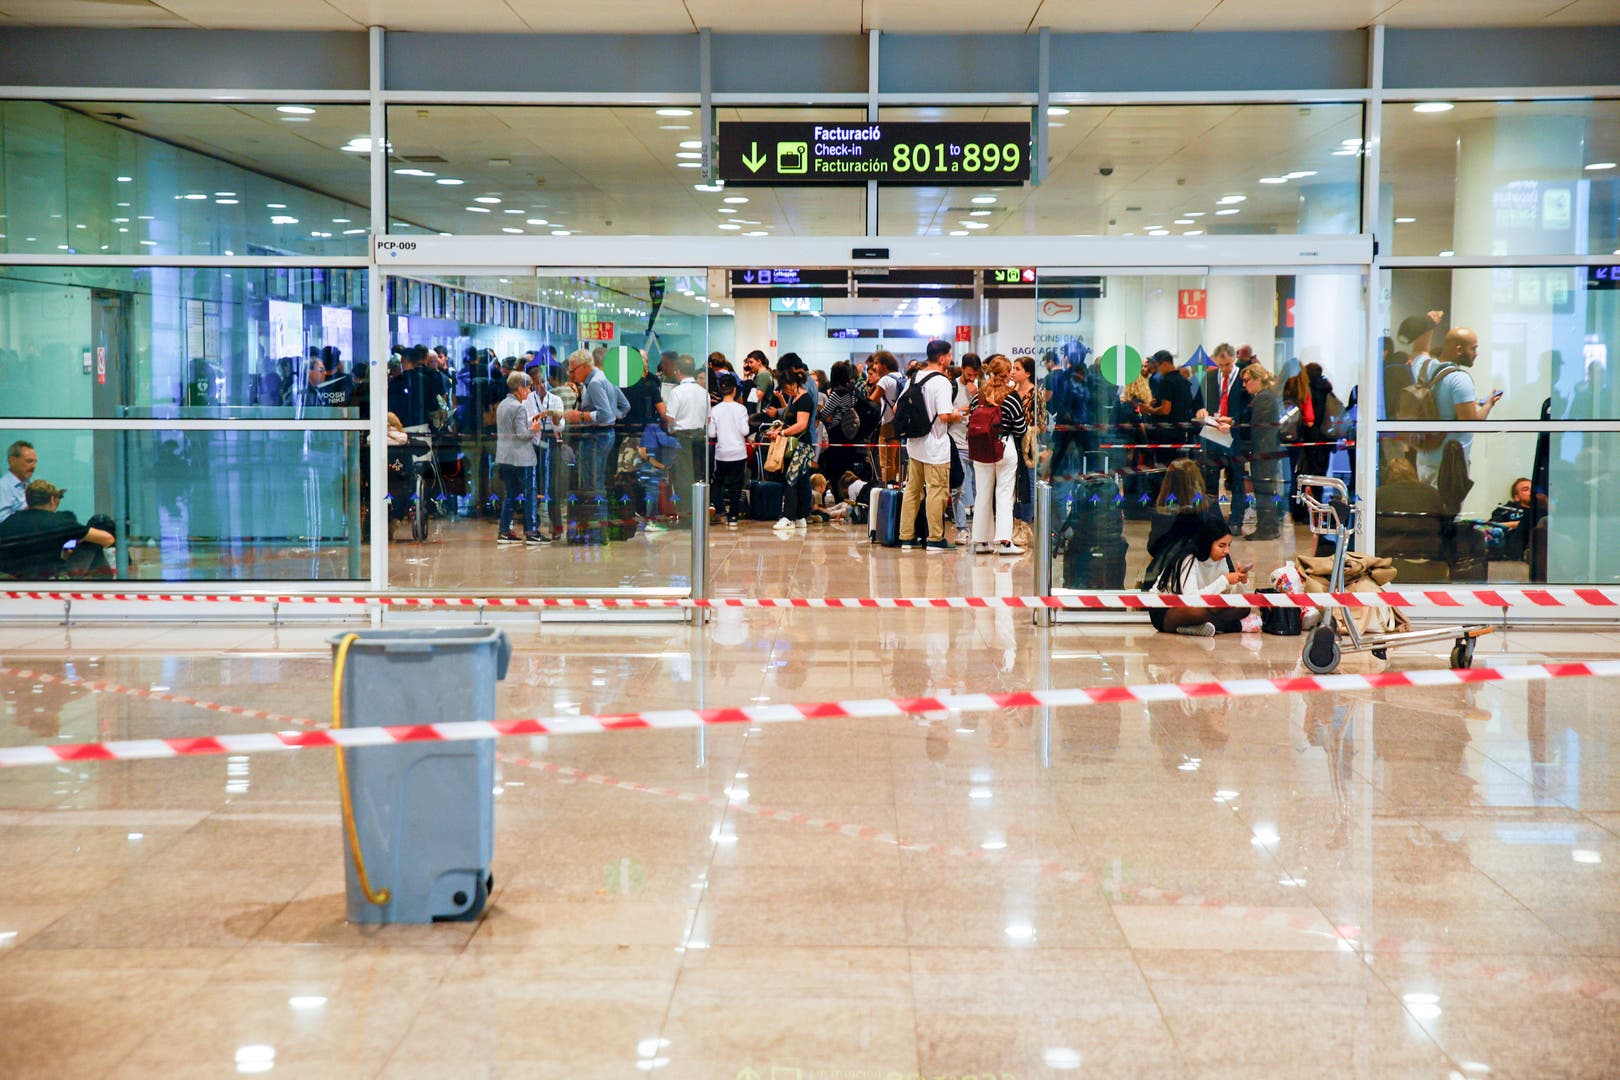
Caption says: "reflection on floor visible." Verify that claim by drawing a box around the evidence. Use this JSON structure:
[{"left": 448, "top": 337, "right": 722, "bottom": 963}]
[{"left": 1, "top": 600, "right": 1616, "bottom": 1078}]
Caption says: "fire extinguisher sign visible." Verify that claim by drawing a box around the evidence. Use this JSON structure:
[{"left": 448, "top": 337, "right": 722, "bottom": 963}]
[{"left": 1177, "top": 289, "right": 1207, "bottom": 320}]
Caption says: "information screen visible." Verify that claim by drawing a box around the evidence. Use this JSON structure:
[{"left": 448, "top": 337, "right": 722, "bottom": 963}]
[{"left": 718, "top": 122, "right": 1031, "bottom": 185}]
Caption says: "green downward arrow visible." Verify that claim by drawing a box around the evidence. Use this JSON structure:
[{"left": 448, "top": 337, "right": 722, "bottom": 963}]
[{"left": 742, "top": 141, "right": 767, "bottom": 173}]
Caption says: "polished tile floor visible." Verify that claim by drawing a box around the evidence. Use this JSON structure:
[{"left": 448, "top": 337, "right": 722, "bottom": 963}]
[{"left": 0, "top": 533, "right": 1614, "bottom": 1078}]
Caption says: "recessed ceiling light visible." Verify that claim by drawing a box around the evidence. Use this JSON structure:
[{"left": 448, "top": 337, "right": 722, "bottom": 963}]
[
  {"left": 1286, "top": 170, "right": 1317, "bottom": 179},
  {"left": 1184, "top": 230, "right": 1204, "bottom": 236},
  {"left": 744, "top": 230, "right": 767, "bottom": 236},
  {"left": 694, "top": 184, "right": 724, "bottom": 192},
  {"left": 215, "top": 199, "right": 238, "bottom": 205},
  {"left": 1331, "top": 149, "right": 1359, "bottom": 156},
  {"left": 1439, "top": 249, "right": 1454, "bottom": 256},
  {"left": 1174, "top": 218, "right": 1194, "bottom": 225},
  {"left": 949, "top": 230, "right": 969, "bottom": 236},
  {"left": 723, "top": 196, "right": 748, "bottom": 204},
  {"left": 501, "top": 227, "right": 523, "bottom": 234},
  {"left": 280, "top": 116, "right": 310, "bottom": 123},
  {"left": 526, "top": 218, "right": 549, "bottom": 226},
  {"left": 1412, "top": 102, "right": 1454, "bottom": 113},
  {"left": 677, "top": 162, "right": 702, "bottom": 168},
  {"left": 465, "top": 206, "right": 491, "bottom": 213},
  {"left": 679, "top": 140, "right": 703, "bottom": 149},
  {"left": 139, "top": 239, "right": 158, "bottom": 246},
  {"left": 435, "top": 178, "right": 465, "bottom": 186},
  {"left": 969, "top": 209, "right": 992, "bottom": 216},
  {"left": 342, "top": 228, "right": 366, "bottom": 235},
  {"left": 1395, "top": 216, "right": 1416, "bottom": 223},
  {"left": 1216, "top": 208, "right": 1240, "bottom": 215},
  {"left": 116, "top": 175, "right": 133, "bottom": 182},
  {"left": 266, "top": 203, "right": 286, "bottom": 209},
  {"left": 270, "top": 215, "right": 298, "bottom": 224},
  {"left": 551, "top": 230, "right": 572, "bottom": 236},
  {"left": 716, "top": 207, "right": 737, "bottom": 214},
  {"left": 1259, "top": 177, "right": 1288, "bottom": 184},
  {"left": 181, "top": 193, "right": 207, "bottom": 200},
  {"left": 971, "top": 195, "right": 997, "bottom": 205},
  {"left": 676, "top": 151, "right": 702, "bottom": 160},
  {"left": 1217, "top": 195, "right": 1247, "bottom": 205},
  {"left": 655, "top": 108, "right": 694, "bottom": 117},
  {"left": 214, "top": 192, "right": 236, "bottom": 197},
  {"left": 1341, "top": 137, "right": 1363, "bottom": 146},
  {"left": 1586, "top": 161, "right": 1617, "bottom": 171},
  {"left": 1048, "top": 107, "right": 1069, "bottom": 116},
  {"left": 960, "top": 221, "right": 989, "bottom": 229},
  {"left": 1147, "top": 229, "right": 1169, "bottom": 236},
  {"left": 659, "top": 124, "right": 690, "bottom": 131},
  {"left": 1184, "top": 211, "right": 1205, "bottom": 217},
  {"left": 277, "top": 105, "right": 315, "bottom": 115},
  {"left": 474, "top": 196, "right": 502, "bottom": 204},
  {"left": 718, "top": 223, "right": 742, "bottom": 230},
  {"left": 333, "top": 218, "right": 349, "bottom": 223},
  {"left": 394, "top": 168, "right": 435, "bottom": 177}
]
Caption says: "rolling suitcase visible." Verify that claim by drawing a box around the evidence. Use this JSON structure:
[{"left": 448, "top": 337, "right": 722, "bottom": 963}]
[
  {"left": 871, "top": 486, "right": 903, "bottom": 546},
  {"left": 1064, "top": 536, "right": 1129, "bottom": 590},
  {"left": 747, "top": 480, "right": 783, "bottom": 521}
]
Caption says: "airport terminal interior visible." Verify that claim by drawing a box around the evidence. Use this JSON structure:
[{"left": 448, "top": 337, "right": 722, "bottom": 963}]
[{"left": 2, "top": 3, "right": 1620, "bottom": 1077}]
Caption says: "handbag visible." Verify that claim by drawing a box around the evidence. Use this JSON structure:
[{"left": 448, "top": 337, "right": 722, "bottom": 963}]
[
  {"left": 1257, "top": 589, "right": 1303, "bottom": 636},
  {"left": 785, "top": 441, "right": 814, "bottom": 483},
  {"left": 1277, "top": 403, "right": 1302, "bottom": 442},
  {"left": 763, "top": 423, "right": 791, "bottom": 473}
]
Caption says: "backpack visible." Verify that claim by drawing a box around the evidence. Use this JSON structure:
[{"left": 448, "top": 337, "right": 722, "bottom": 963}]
[
  {"left": 892, "top": 371, "right": 943, "bottom": 441},
  {"left": 1396, "top": 359, "right": 1460, "bottom": 450},
  {"left": 1049, "top": 370, "right": 1089, "bottom": 425},
  {"left": 821, "top": 391, "right": 859, "bottom": 441},
  {"left": 852, "top": 392, "right": 880, "bottom": 440},
  {"left": 966, "top": 401, "right": 1005, "bottom": 463}
]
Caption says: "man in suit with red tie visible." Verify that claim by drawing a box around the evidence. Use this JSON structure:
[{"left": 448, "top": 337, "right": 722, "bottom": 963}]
[{"left": 1195, "top": 343, "right": 1251, "bottom": 536}]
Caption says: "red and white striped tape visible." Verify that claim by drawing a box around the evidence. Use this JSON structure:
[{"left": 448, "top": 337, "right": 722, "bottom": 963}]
[
  {"left": 6, "top": 587, "right": 1620, "bottom": 611},
  {"left": 2, "top": 658, "right": 1615, "bottom": 769}
]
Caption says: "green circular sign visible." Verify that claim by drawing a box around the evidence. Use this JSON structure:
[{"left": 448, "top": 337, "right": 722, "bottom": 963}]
[{"left": 1098, "top": 345, "right": 1143, "bottom": 386}]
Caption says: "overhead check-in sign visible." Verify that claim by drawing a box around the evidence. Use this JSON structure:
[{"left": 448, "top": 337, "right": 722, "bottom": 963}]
[{"left": 718, "top": 122, "right": 1031, "bottom": 185}]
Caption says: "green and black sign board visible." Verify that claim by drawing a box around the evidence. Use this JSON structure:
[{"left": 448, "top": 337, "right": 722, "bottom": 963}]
[{"left": 717, "top": 121, "right": 1030, "bottom": 185}]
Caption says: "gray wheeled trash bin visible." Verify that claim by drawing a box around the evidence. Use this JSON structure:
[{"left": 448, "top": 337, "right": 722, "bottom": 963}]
[{"left": 329, "top": 626, "right": 510, "bottom": 924}]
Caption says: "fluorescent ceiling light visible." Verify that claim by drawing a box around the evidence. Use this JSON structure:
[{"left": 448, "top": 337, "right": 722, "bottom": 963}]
[
  {"left": 694, "top": 183, "right": 725, "bottom": 192},
  {"left": 949, "top": 230, "right": 969, "bottom": 236},
  {"left": 526, "top": 218, "right": 549, "bottom": 225},
  {"left": 473, "top": 196, "right": 501, "bottom": 204},
  {"left": 277, "top": 106, "right": 315, "bottom": 115},
  {"left": 1286, "top": 170, "right": 1317, "bottom": 179},
  {"left": 435, "top": 178, "right": 464, "bottom": 186},
  {"left": 1395, "top": 216, "right": 1415, "bottom": 223},
  {"left": 744, "top": 230, "right": 767, "bottom": 236},
  {"left": 1586, "top": 161, "right": 1617, "bottom": 171},
  {"left": 1048, "top": 107, "right": 1069, "bottom": 116},
  {"left": 501, "top": 227, "right": 522, "bottom": 234},
  {"left": 465, "top": 206, "right": 491, "bottom": 213},
  {"left": 1217, "top": 195, "right": 1246, "bottom": 205},
  {"left": 116, "top": 175, "right": 133, "bottom": 182},
  {"left": 1259, "top": 177, "right": 1288, "bottom": 184},
  {"left": 679, "top": 140, "right": 702, "bottom": 149},
  {"left": 655, "top": 108, "right": 693, "bottom": 117},
  {"left": 393, "top": 167, "right": 435, "bottom": 177},
  {"left": 677, "top": 162, "right": 702, "bottom": 168},
  {"left": 723, "top": 196, "right": 748, "bottom": 204},
  {"left": 971, "top": 195, "right": 997, "bottom": 204},
  {"left": 676, "top": 152, "right": 702, "bottom": 160},
  {"left": 718, "top": 223, "right": 742, "bottom": 230},
  {"left": 551, "top": 230, "right": 572, "bottom": 236},
  {"left": 1216, "top": 208, "right": 1240, "bottom": 215},
  {"left": 1412, "top": 102, "right": 1454, "bottom": 113}
]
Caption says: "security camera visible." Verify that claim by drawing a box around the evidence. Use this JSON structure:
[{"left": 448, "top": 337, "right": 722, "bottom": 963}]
[{"left": 1099, "top": 165, "right": 1114, "bottom": 177}]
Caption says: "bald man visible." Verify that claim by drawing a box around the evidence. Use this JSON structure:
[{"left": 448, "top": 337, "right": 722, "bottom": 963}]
[{"left": 1414, "top": 327, "right": 1501, "bottom": 483}]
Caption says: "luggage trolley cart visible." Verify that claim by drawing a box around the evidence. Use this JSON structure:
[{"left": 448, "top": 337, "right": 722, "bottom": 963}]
[{"left": 1295, "top": 475, "right": 1492, "bottom": 675}]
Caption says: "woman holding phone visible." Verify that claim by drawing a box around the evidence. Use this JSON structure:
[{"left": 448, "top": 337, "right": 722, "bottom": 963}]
[{"left": 1149, "top": 513, "right": 1252, "bottom": 637}]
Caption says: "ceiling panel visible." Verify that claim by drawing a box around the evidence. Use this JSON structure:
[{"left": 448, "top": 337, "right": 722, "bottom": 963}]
[
  {"left": 861, "top": 0, "right": 1042, "bottom": 33},
  {"left": 1027, "top": 0, "right": 1220, "bottom": 33},
  {"left": 155, "top": 0, "right": 361, "bottom": 30},
  {"left": 1541, "top": 0, "right": 1620, "bottom": 24},
  {"left": 321, "top": 0, "right": 532, "bottom": 32},
  {"left": 504, "top": 0, "right": 695, "bottom": 33},
  {"left": 1378, "top": 0, "right": 1567, "bottom": 27},
  {"left": 1198, "top": 0, "right": 1394, "bottom": 30},
  {"left": 0, "top": 0, "right": 189, "bottom": 26},
  {"left": 685, "top": 0, "right": 862, "bottom": 33}
]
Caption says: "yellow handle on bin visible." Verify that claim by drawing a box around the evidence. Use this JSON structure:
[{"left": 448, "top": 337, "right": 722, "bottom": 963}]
[{"left": 332, "top": 633, "right": 391, "bottom": 906}]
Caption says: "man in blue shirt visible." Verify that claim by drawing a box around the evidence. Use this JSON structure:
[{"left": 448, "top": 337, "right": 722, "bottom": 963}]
[
  {"left": 564, "top": 349, "right": 629, "bottom": 540},
  {"left": 1, "top": 440, "right": 37, "bottom": 525}
]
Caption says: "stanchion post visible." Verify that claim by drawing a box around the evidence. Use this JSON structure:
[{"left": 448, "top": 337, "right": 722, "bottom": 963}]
[
  {"left": 1033, "top": 480, "right": 1053, "bottom": 627},
  {"left": 690, "top": 482, "right": 709, "bottom": 624}
]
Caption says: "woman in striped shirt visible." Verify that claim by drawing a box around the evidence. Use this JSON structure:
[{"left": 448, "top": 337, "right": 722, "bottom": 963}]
[{"left": 969, "top": 355, "right": 1029, "bottom": 556}]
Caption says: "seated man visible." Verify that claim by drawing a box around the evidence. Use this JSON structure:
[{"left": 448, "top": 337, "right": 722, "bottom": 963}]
[{"left": 0, "top": 480, "right": 115, "bottom": 579}]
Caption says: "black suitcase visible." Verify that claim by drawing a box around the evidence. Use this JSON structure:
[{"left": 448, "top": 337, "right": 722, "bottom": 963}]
[
  {"left": 748, "top": 480, "right": 783, "bottom": 521},
  {"left": 1064, "top": 536, "right": 1128, "bottom": 590}
]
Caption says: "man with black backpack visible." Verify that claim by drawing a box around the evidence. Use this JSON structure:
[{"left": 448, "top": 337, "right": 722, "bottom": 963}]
[
  {"left": 1408, "top": 327, "right": 1500, "bottom": 485},
  {"left": 895, "top": 340, "right": 963, "bottom": 550}
]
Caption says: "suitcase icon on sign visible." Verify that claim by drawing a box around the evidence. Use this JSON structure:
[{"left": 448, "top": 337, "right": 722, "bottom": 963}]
[{"left": 776, "top": 141, "right": 808, "bottom": 174}]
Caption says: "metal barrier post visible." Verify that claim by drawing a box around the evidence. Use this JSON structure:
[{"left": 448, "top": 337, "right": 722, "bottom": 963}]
[
  {"left": 1033, "top": 479, "right": 1053, "bottom": 627},
  {"left": 690, "top": 481, "right": 709, "bottom": 624}
]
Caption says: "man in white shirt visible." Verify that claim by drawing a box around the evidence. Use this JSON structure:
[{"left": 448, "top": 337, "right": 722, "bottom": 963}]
[
  {"left": 899, "top": 340, "right": 962, "bottom": 550},
  {"left": 664, "top": 354, "right": 710, "bottom": 527},
  {"left": 949, "top": 355, "right": 979, "bottom": 534},
  {"left": 1, "top": 440, "right": 36, "bottom": 525},
  {"left": 706, "top": 375, "right": 750, "bottom": 525}
]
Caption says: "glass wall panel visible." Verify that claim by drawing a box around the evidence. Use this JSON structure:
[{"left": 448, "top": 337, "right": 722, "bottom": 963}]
[
  {"left": 1381, "top": 98, "right": 1620, "bottom": 258},
  {"left": 0, "top": 101, "right": 373, "bottom": 257},
  {"left": 1373, "top": 430, "right": 1620, "bottom": 584},
  {"left": 878, "top": 104, "right": 1363, "bottom": 237},
  {"left": 0, "top": 427, "right": 362, "bottom": 582},
  {"left": 0, "top": 266, "right": 368, "bottom": 419},
  {"left": 1031, "top": 269, "right": 1365, "bottom": 590},
  {"left": 1381, "top": 265, "right": 1620, "bottom": 420},
  {"left": 383, "top": 272, "right": 709, "bottom": 593},
  {"left": 383, "top": 106, "right": 866, "bottom": 237}
]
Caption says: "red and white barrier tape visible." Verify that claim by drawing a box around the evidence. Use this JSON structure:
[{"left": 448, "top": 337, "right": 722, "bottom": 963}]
[
  {"left": 6, "top": 588, "right": 1620, "bottom": 610},
  {"left": 2, "top": 658, "right": 1615, "bottom": 769}
]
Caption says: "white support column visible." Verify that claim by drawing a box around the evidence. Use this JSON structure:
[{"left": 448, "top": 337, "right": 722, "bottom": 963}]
[
  {"left": 367, "top": 25, "right": 389, "bottom": 590},
  {"left": 867, "top": 30, "right": 879, "bottom": 236},
  {"left": 1360, "top": 24, "right": 1385, "bottom": 541}
]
